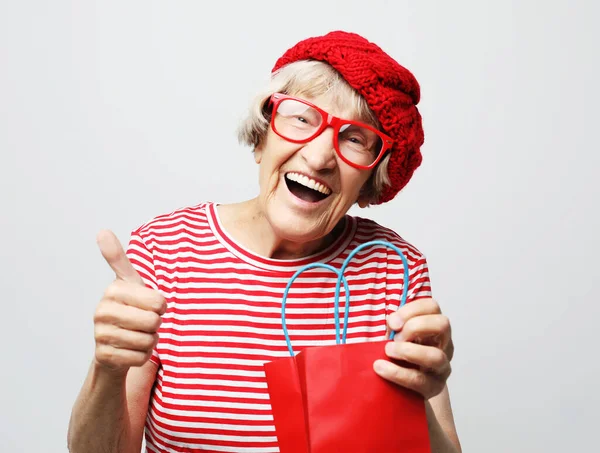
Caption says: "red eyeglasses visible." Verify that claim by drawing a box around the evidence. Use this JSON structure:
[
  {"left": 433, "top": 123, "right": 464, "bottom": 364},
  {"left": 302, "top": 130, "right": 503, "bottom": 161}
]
[{"left": 269, "top": 93, "right": 393, "bottom": 170}]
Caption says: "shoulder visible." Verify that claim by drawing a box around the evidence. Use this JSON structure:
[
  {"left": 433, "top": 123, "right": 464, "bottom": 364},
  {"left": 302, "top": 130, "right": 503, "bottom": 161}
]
[
  {"left": 348, "top": 215, "right": 433, "bottom": 300},
  {"left": 125, "top": 202, "right": 214, "bottom": 287},
  {"left": 131, "top": 202, "right": 213, "bottom": 239},
  {"left": 350, "top": 215, "right": 426, "bottom": 264}
]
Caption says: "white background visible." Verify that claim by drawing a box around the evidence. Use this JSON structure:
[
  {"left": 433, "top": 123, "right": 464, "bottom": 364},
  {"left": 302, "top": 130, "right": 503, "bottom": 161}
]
[{"left": 1, "top": 1, "right": 598, "bottom": 451}]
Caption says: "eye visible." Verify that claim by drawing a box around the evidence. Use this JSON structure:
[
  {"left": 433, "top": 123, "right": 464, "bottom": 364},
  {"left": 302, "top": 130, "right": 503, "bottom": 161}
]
[
  {"left": 343, "top": 133, "right": 369, "bottom": 147},
  {"left": 348, "top": 136, "right": 365, "bottom": 145}
]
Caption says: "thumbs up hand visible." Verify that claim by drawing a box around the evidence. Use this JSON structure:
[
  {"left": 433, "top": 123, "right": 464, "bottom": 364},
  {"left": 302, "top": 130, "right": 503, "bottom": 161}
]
[{"left": 93, "top": 230, "right": 166, "bottom": 374}]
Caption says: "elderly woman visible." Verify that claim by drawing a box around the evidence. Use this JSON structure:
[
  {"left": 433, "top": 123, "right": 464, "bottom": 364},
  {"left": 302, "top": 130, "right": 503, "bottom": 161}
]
[{"left": 68, "top": 31, "right": 461, "bottom": 452}]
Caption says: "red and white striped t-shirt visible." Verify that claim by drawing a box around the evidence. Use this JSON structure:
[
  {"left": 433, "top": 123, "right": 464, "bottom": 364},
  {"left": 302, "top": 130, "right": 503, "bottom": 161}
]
[{"left": 126, "top": 202, "right": 432, "bottom": 453}]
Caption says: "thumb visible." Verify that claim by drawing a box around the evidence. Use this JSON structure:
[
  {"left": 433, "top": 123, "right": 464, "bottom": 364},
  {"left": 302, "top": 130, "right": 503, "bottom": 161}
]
[{"left": 97, "top": 229, "right": 144, "bottom": 285}]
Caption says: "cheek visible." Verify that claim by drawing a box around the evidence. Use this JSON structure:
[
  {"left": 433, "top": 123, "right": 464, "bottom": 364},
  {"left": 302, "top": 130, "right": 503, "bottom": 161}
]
[
  {"left": 262, "top": 139, "right": 302, "bottom": 171},
  {"left": 341, "top": 169, "right": 372, "bottom": 198}
]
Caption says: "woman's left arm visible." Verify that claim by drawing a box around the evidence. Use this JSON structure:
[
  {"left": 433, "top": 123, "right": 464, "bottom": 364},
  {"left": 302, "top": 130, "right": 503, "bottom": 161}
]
[
  {"left": 374, "top": 297, "right": 462, "bottom": 453},
  {"left": 427, "top": 386, "right": 462, "bottom": 453}
]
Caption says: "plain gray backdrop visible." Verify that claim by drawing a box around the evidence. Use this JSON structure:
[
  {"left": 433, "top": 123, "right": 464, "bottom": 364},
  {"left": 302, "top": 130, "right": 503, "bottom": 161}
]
[{"left": 1, "top": 1, "right": 598, "bottom": 451}]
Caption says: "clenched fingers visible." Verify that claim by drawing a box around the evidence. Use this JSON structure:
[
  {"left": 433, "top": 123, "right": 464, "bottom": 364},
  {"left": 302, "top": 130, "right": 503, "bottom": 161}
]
[
  {"left": 385, "top": 341, "right": 451, "bottom": 379},
  {"left": 103, "top": 279, "right": 166, "bottom": 315},
  {"left": 94, "top": 300, "right": 163, "bottom": 333},
  {"left": 395, "top": 314, "right": 451, "bottom": 352},
  {"left": 373, "top": 358, "right": 447, "bottom": 399},
  {"left": 95, "top": 345, "right": 155, "bottom": 369},
  {"left": 94, "top": 323, "right": 159, "bottom": 352}
]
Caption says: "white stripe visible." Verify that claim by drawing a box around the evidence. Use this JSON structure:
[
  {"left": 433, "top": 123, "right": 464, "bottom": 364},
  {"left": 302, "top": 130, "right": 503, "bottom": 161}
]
[
  {"left": 153, "top": 267, "right": 403, "bottom": 281},
  {"left": 154, "top": 278, "right": 406, "bottom": 292},
  {"left": 158, "top": 354, "right": 269, "bottom": 366},
  {"left": 153, "top": 272, "right": 406, "bottom": 286},
  {"left": 146, "top": 425, "right": 279, "bottom": 452},
  {"left": 142, "top": 214, "right": 208, "bottom": 231},
  {"left": 151, "top": 252, "right": 418, "bottom": 269},
  {"left": 128, "top": 242, "right": 154, "bottom": 261},
  {"left": 149, "top": 406, "right": 275, "bottom": 432},
  {"left": 159, "top": 344, "right": 301, "bottom": 358},
  {"left": 158, "top": 386, "right": 270, "bottom": 400},
  {"left": 164, "top": 313, "right": 386, "bottom": 325},
  {"left": 163, "top": 323, "right": 386, "bottom": 336},
  {"left": 153, "top": 402, "right": 273, "bottom": 421},
  {"left": 165, "top": 301, "right": 385, "bottom": 313},
  {"left": 151, "top": 257, "right": 418, "bottom": 275},
  {"left": 158, "top": 337, "right": 383, "bottom": 358},
  {"left": 155, "top": 389, "right": 272, "bottom": 411},
  {"left": 154, "top": 249, "right": 231, "bottom": 261},
  {"left": 144, "top": 230, "right": 218, "bottom": 243},
  {"left": 159, "top": 334, "right": 380, "bottom": 348},
  {"left": 158, "top": 287, "right": 401, "bottom": 301},
  {"left": 166, "top": 376, "right": 268, "bottom": 389},
  {"left": 162, "top": 366, "right": 265, "bottom": 377}
]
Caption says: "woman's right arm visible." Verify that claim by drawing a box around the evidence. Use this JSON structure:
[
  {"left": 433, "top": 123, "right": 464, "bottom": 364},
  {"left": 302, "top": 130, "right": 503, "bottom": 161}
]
[
  {"left": 67, "top": 360, "right": 157, "bottom": 453},
  {"left": 68, "top": 230, "right": 166, "bottom": 453}
]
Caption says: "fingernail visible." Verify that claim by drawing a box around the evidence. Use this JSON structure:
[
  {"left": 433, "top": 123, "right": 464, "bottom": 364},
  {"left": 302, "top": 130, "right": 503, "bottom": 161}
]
[
  {"left": 389, "top": 314, "right": 404, "bottom": 330},
  {"left": 384, "top": 341, "right": 394, "bottom": 356},
  {"left": 373, "top": 359, "right": 392, "bottom": 375}
]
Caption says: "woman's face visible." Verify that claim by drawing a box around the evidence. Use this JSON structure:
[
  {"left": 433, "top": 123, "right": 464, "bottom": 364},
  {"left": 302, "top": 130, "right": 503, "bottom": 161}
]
[{"left": 253, "top": 93, "right": 374, "bottom": 245}]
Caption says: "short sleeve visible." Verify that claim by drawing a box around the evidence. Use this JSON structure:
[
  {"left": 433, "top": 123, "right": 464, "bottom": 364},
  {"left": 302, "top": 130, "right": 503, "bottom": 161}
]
[
  {"left": 384, "top": 247, "right": 433, "bottom": 316},
  {"left": 406, "top": 254, "right": 433, "bottom": 303},
  {"left": 126, "top": 232, "right": 159, "bottom": 290},
  {"left": 126, "top": 231, "right": 161, "bottom": 366}
]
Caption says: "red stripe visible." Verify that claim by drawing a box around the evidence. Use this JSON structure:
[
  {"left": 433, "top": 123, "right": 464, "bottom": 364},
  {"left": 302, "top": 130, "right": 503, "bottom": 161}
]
[
  {"left": 165, "top": 306, "right": 387, "bottom": 319},
  {"left": 150, "top": 252, "right": 421, "bottom": 268},
  {"left": 150, "top": 405, "right": 275, "bottom": 427},
  {"left": 146, "top": 414, "right": 277, "bottom": 446}
]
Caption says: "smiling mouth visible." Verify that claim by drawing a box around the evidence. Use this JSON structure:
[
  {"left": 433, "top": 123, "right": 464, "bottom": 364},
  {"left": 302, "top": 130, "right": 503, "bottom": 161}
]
[{"left": 285, "top": 172, "right": 331, "bottom": 203}]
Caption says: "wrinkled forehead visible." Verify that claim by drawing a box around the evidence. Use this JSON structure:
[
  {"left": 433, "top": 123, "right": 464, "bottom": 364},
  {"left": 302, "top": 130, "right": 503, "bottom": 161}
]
[{"left": 286, "top": 86, "right": 377, "bottom": 127}]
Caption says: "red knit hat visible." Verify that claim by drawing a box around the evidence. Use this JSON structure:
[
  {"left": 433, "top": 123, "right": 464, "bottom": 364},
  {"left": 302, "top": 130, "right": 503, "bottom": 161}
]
[{"left": 272, "top": 31, "right": 424, "bottom": 204}]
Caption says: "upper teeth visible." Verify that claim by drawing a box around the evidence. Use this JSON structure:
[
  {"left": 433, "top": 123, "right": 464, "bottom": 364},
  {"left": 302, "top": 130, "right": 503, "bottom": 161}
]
[{"left": 286, "top": 172, "right": 331, "bottom": 195}]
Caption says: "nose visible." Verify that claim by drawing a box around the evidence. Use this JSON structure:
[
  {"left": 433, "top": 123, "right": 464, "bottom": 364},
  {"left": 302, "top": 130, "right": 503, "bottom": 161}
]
[{"left": 298, "top": 127, "right": 337, "bottom": 171}]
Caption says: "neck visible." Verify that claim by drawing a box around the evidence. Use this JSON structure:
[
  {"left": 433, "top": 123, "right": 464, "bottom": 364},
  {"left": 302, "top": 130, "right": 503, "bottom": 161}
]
[{"left": 217, "top": 198, "right": 344, "bottom": 260}]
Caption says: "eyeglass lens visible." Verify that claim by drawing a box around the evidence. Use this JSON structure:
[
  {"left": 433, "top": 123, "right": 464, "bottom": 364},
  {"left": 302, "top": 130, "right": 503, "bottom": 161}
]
[{"left": 274, "top": 99, "right": 383, "bottom": 167}]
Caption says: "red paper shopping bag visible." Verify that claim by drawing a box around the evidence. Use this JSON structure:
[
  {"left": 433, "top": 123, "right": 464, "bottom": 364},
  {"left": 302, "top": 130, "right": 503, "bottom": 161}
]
[
  {"left": 264, "top": 240, "right": 432, "bottom": 452},
  {"left": 296, "top": 340, "right": 430, "bottom": 453},
  {"left": 265, "top": 341, "right": 430, "bottom": 453}
]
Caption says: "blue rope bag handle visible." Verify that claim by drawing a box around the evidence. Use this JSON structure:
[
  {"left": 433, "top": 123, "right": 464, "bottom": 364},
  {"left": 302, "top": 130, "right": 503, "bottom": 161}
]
[
  {"left": 337, "top": 240, "right": 410, "bottom": 342},
  {"left": 281, "top": 240, "right": 410, "bottom": 356},
  {"left": 281, "top": 263, "right": 350, "bottom": 356}
]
